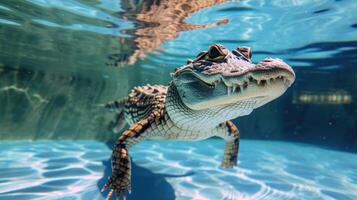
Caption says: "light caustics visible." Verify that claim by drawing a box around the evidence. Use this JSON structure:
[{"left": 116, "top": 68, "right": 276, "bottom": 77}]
[{"left": 1, "top": 140, "right": 356, "bottom": 200}]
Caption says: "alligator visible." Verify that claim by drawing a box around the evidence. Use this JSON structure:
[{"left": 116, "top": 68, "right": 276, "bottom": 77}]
[
  {"left": 113, "top": 0, "right": 228, "bottom": 66},
  {"left": 102, "top": 44, "right": 295, "bottom": 199}
]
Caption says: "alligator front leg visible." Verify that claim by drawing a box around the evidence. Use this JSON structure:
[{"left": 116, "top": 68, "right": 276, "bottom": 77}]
[
  {"left": 219, "top": 120, "right": 240, "bottom": 168},
  {"left": 102, "top": 110, "right": 163, "bottom": 200}
]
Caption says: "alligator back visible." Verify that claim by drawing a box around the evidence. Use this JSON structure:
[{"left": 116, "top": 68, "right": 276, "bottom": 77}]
[{"left": 124, "top": 85, "right": 168, "bottom": 125}]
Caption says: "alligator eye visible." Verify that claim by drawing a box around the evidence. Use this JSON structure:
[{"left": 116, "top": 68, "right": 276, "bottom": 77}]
[
  {"left": 208, "top": 44, "right": 227, "bottom": 61},
  {"left": 208, "top": 45, "right": 221, "bottom": 58},
  {"left": 237, "top": 46, "right": 252, "bottom": 60}
]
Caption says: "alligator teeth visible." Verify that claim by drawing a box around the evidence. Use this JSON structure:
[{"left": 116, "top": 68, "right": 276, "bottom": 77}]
[
  {"left": 227, "top": 86, "right": 232, "bottom": 96},
  {"left": 232, "top": 85, "right": 237, "bottom": 93},
  {"left": 266, "top": 79, "right": 271, "bottom": 85},
  {"left": 284, "top": 79, "right": 290, "bottom": 85}
]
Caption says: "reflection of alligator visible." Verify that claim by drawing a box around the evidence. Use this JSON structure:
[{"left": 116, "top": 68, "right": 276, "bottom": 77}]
[
  {"left": 102, "top": 44, "right": 295, "bottom": 199},
  {"left": 116, "top": 0, "right": 228, "bottom": 66}
]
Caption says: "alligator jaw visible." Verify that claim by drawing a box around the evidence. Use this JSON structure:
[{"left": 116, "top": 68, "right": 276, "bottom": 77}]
[{"left": 174, "top": 67, "right": 295, "bottom": 111}]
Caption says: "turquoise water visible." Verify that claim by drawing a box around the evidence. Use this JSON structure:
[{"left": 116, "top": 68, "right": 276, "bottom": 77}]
[
  {"left": 1, "top": 140, "right": 357, "bottom": 200},
  {"left": 0, "top": 0, "right": 355, "bottom": 141},
  {"left": 0, "top": 0, "right": 356, "bottom": 199}
]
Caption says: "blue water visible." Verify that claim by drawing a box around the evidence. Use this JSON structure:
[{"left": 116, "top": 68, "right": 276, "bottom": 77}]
[
  {"left": 0, "top": 0, "right": 356, "bottom": 199},
  {"left": 0, "top": 140, "right": 356, "bottom": 200}
]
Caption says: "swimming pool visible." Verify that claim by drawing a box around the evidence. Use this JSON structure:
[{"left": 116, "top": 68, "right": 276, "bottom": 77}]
[
  {"left": 0, "top": 0, "right": 356, "bottom": 199},
  {"left": 1, "top": 140, "right": 356, "bottom": 199}
]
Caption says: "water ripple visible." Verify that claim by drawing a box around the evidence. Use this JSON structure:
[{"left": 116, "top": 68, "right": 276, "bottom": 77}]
[{"left": 0, "top": 140, "right": 356, "bottom": 199}]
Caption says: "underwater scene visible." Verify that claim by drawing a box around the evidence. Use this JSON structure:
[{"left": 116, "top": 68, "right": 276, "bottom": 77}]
[{"left": 0, "top": 0, "right": 356, "bottom": 199}]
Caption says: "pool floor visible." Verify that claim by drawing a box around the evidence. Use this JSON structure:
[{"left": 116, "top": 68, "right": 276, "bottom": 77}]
[{"left": 0, "top": 140, "right": 356, "bottom": 200}]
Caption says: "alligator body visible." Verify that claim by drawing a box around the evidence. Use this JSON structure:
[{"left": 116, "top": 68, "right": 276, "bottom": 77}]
[{"left": 102, "top": 44, "right": 295, "bottom": 199}]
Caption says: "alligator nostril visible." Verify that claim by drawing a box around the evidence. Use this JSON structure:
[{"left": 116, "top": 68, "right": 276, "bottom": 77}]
[{"left": 237, "top": 46, "right": 252, "bottom": 60}]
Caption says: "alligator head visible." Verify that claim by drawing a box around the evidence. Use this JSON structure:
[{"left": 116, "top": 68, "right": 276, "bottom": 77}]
[{"left": 170, "top": 44, "right": 295, "bottom": 115}]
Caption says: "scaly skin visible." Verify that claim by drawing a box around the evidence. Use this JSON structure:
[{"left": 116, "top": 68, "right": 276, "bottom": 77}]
[{"left": 102, "top": 44, "right": 295, "bottom": 199}]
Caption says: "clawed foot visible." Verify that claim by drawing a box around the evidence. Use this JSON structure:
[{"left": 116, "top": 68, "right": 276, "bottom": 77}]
[
  {"left": 101, "top": 175, "right": 131, "bottom": 200},
  {"left": 102, "top": 146, "right": 131, "bottom": 200}
]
